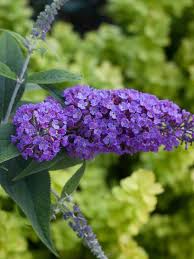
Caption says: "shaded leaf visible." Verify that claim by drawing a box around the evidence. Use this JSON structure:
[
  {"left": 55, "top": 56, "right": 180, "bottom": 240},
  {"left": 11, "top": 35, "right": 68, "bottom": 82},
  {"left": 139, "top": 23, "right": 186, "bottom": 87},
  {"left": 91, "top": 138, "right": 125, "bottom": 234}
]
[
  {"left": 0, "top": 29, "right": 27, "bottom": 49},
  {"left": 40, "top": 84, "right": 64, "bottom": 103},
  {"left": 0, "top": 123, "right": 14, "bottom": 141},
  {"left": 61, "top": 161, "right": 86, "bottom": 197},
  {"left": 28, "top": 69, "right": 81, "bottom": 84},
  {"left": 0, "top": 144, "right": 20, "bottom": 164},
  {"left": 0, "top": 61, "right": 17, "bottom": 80},
  {"left": 0, "top": 123, "right": 20, "bottom": 164},
  {"left": 0, "top": 158, "right": 58, "bottom": 256},
  {"left": 0, "top": 32, "right": 25, "bottom": 122},
  {"left": 13, "top": 151, "right": 82, "bottom": 181}
]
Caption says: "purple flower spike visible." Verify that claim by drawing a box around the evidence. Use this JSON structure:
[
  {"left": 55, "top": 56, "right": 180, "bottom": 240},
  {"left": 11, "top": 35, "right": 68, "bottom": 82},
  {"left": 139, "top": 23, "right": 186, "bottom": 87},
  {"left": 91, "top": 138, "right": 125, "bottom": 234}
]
[
  {"left": 62, "top": 85, "right": 194, "bottom": 160},
  {"left": 12, "top": 86, "right": 194, "bottom": 162},
  {"left": 12, "top": 98, "right": 67, "bottom": 162}
]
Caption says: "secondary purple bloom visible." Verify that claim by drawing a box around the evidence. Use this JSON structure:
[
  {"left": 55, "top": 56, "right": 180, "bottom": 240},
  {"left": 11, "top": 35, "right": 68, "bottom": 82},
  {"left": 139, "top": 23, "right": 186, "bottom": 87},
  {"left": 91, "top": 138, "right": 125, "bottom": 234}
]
[
  {"left": 62, "top": 85, "right": 194, "bottom": 159},
  {"left": 63, "top": 200, "right": 107, "bottom": 259},
  {"left": 32, "top": 0, "right": 68, "bottom": 40},
  {"left": 12, "top": 97, "right": 67, "bottom": 162}
]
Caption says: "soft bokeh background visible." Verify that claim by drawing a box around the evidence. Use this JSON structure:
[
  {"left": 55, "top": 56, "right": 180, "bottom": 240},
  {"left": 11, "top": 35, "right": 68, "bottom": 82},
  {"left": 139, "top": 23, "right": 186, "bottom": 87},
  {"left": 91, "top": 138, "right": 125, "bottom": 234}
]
[{"left": 1, "top": 0, "right": 194, "bottom": 258}]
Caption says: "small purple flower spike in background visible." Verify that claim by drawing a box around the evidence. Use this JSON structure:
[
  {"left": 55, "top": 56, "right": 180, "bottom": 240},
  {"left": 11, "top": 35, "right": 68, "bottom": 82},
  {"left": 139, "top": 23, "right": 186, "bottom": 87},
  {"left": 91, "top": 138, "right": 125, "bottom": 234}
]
[
  {"left": 63, "top": 203, "right": 108, "bottom": 259},
  {"left": 62, "top": 85, "right": 194, "bottom": 160},
  {"left": 12, "top": 97, "right": 67, "bottom": 162},
  {"left": 32, "top": 0, "right": 70, "bottom": 40}
]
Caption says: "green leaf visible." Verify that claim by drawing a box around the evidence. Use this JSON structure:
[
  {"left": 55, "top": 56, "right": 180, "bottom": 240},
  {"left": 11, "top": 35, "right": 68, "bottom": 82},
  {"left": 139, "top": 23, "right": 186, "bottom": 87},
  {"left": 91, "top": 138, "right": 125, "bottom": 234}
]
[
  {"left": 40, "top": 84, "right": 64, "bottom": 103},
  {"left": 0, "top": 29, "right": 27, "bottom": 49},
  {"left": 0, "top": 123, "right": 14, "bottom": 141},
  {"left": 0, "top": 32, "right": 25, "bottom": 122},
  {"left": 61, "top": 161, "right": 86, "bottom": 197},
  {"left": 26, "top": 83, "right": 63, "bottom": 104},
  {"left": 0, "top": 61, "right": 17, "bottom": 80},
  {"left": 28, "top": 69, "right": 81, "bottom": 84},
  {"left": 0, "top": 123, "right": 20, "bottom": 164},
  {"left": 13, "top": 151, "right": 82, "bottom": 181},
  {"left": 0, "top": 144, "right": 20, "bottom": 164},
  {"left": 0, "top": 158, "right": 58, "bottom": 256}
]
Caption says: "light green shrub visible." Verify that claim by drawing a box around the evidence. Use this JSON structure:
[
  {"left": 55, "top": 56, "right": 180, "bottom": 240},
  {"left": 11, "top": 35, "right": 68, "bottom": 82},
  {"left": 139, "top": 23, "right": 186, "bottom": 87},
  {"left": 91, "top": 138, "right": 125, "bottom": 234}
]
[{"left": 0, "top": 0, "right": 32, "bottom": 34}]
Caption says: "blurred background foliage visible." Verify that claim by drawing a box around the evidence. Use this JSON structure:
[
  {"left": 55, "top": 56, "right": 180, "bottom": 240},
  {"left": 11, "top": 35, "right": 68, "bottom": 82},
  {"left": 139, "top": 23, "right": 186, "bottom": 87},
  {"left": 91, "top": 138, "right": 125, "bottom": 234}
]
[{"left": 1, "top": 0, "right": 194, "bottom": 258}]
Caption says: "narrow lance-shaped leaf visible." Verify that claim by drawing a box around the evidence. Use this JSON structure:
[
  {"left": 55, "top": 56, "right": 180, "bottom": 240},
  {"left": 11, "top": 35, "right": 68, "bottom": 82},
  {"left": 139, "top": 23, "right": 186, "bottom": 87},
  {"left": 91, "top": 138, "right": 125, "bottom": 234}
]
[
  {"left": 0, "top": 61, "right": 17, "bottom": 80},
  {"left": 0, "top": 144, "right": 20, "bottom": 164},
  {"left": 0, "top": 158, "right": 58, "bottom": 256},
  {"left": 0, "top": 29, "right": 27, "bottom": 50},
  {"left": 0, "top": 123, "right": 20, "bottom": 164},
  {"left": 28, "top": 69, "right": 81, "bottom": 84},
  {"left": 0, "top": 32, "right": 25, "bottom": 121},
  {"left": 61, "top": 161, "right": 86, "bottom": 197},
  {"left": 13, "top": 151, "right": 82, "bottom": 181}
]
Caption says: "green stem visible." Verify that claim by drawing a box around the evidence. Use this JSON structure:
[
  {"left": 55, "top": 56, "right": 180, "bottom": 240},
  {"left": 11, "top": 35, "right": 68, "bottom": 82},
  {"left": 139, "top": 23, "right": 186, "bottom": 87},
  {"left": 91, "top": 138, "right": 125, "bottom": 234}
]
[{"left": 2, "top": 50, "right": 32, "bottom": 124}]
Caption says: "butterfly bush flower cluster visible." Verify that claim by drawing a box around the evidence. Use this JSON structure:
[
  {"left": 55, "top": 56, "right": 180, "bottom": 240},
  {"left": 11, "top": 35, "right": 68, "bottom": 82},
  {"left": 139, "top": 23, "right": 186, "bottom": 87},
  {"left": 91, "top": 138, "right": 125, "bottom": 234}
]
[
  {"left": 12, "top": 85, "right": 194, "bottom": 161},
  {"left": 12, "top": 97, "right": 67, "bottom": 162},
  {"left": 62, "top": 86, "right": 194, "bottom": 159}
]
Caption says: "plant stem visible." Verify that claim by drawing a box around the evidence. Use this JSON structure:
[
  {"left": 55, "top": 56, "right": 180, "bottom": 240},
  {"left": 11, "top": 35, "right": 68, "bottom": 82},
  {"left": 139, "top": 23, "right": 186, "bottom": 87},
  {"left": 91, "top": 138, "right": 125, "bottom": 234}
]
[
  {"left": 2, "top": 50, "right": 32, "bottom": 124},
  {"left": 51, "top": 188, "right": 60, "bottom": 200}
]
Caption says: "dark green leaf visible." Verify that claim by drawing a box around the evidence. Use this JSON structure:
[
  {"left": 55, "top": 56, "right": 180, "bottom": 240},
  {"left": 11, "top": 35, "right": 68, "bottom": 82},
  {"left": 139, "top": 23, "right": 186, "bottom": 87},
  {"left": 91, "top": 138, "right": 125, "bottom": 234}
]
[
  {"left": 0, "top": 144, "right": 20, "bottom": 164},
  {"left": 0, "top": 158, "right": 58, "bottom": 256},
  {"left": 61, "top": 161, "right": 86, "bottom": 197},
  {"left": 28, "top": 69, "right": 81, "bottom": 84},
  {"left": 0, "top": 32, "right": 25, "bottom": 122},
  {"left": 13, "top": 151, "right": 82, "bottom": 181},
  {"left": 0, "top": 123, "right": 14, "bottom": 141},
  {"left": 0, "top": 29, "right": 27, "bottom": 49},
  {"left": 0, "top": 123, "right": 20, "bottom": 164},
  {"left": 40, "top": 84, "right": 64, "bottom": 103},
  {"left": 0, "top": 61, "right": 17, "bottom": 80}
]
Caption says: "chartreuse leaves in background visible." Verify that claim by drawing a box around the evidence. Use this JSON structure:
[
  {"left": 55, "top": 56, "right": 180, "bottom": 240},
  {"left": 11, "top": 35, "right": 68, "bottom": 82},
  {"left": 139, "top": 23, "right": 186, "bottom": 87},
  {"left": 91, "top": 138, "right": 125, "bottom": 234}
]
[
  {"left": 61, "top": 161, "right": 86, "bottom": 197},
  {"left": 28, "top": 69, "right": 81, "bottom": 84},
  {"left": 0, "top": 123, "right": 20, "bottom": 164},
  {"left": 0, "top": 158, "right": 58, "bottom": 256},
  {"left": 0, "top": 32, "right": 25, "bottom": 122},
  {"left": 26, "top": 83, "right": 64, "bottom": 103},
  {"left": 13, "top": 151, "right": 82, "bottom": 181}
]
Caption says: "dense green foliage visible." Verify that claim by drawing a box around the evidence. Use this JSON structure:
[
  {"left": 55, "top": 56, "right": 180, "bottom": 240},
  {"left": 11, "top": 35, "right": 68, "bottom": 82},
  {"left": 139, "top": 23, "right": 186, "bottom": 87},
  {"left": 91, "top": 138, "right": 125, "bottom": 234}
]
[{"left": 1, "top": 0, "right": 194, "bottom": 258}]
